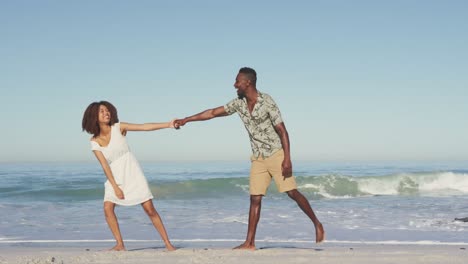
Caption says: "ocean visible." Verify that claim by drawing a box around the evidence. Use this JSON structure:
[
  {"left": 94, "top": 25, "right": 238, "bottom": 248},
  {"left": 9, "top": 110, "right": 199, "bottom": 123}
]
[{"left": 1, "top": 161, "right": 468, "bottom": 248}]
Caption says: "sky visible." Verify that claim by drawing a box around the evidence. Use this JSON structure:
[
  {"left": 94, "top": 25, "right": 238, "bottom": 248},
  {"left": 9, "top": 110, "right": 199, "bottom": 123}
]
[{"left": 1, "top": 0, "right": 467, "bottom": 163}]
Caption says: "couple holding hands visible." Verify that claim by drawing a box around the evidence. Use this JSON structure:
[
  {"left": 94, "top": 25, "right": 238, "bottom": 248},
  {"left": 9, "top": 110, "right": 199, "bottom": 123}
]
[{"left": 81, "top": 67, "right": 325, "bottom": 251}]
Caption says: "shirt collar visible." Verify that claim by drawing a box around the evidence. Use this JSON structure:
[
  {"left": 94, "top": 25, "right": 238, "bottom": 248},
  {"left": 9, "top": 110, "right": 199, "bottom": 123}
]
[
  {"left": 257, "top": 91, "right": 265, "bottom": 102},
  {"left": 242, "top": 91, "right": 264, "bottom": 103}
]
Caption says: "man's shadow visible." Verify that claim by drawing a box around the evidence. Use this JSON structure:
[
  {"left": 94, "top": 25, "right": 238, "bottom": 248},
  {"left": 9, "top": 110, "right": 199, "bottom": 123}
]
[
  {"left": 258, "top": 245, "right": 324, "bottom": 251},
  {"left": 128, "top": 246, "right": 178, "bottom": 251}
]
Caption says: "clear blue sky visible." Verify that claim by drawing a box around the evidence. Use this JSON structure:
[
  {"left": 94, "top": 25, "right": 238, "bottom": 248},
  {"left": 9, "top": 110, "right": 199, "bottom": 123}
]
[{"left": 1, "top": 0, "right": 467, "bottom": 162}]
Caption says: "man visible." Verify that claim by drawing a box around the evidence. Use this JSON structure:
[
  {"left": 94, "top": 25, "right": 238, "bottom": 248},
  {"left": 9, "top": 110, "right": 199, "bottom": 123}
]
[{"left": 175, "top": 67, "right": 325, "bottom": 250}]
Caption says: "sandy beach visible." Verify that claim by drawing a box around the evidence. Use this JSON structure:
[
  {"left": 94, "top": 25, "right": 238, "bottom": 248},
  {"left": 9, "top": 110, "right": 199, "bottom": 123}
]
[{"left": 1, "top": 244, "right": 467, "bottom": 264}]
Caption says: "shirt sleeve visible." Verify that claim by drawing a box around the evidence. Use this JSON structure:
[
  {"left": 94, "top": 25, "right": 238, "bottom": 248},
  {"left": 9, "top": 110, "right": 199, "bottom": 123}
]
[
  {"left": 90, "top": 141, "right": 101, "bottom": 151},
  {"left": 224, "top": 98, "right": 239, "bottom": 115},
  {"left": 266, "top": 95, "right": 284, "bottom": 126}
]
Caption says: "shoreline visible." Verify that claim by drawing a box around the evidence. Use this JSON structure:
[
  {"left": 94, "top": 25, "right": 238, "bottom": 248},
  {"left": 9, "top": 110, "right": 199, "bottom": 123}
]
[{"left": 2, "top": 239, "right": 468, "bottom": 246}]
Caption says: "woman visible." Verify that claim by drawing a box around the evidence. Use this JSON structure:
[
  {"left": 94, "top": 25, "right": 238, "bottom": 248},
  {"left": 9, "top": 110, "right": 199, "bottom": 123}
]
[{"left": 82, "top": 101, "right": 176, "bottom": 251}]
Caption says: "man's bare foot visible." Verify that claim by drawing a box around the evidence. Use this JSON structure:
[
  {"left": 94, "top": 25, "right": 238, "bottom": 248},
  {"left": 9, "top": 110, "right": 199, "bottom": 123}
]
[
  {"left": 233, "top": 242, "right": 256, "bottom": 251},
  {"left": 165, "top": 244, "right": 177, "bottom": 251},
  {"left": 316, "top": 222, "right": 325, "bottom": 243},
  {"left": 108, "top": 245, "right": 126, "bottom": 251}
]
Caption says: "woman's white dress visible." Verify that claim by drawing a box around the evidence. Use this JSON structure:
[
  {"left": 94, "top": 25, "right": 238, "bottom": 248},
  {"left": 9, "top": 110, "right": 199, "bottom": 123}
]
[{"left": 91, "top": 123, "right": 153, "bottom": 206}]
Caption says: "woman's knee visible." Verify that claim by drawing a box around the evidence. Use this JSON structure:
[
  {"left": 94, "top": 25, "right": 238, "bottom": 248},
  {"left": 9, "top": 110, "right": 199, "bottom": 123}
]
[
  {"left": 103, "top": 202, "right": 115, "bottom": 217},
  {"left": 145, "top": 207, "right": 158, "bottom": 217},
  {"left": 142, "top": 202, "right": 158, "bottom": 217}
]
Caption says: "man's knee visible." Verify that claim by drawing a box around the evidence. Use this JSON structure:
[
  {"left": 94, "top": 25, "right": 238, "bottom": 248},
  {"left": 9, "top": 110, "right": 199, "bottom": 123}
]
[
  {"left": 286, "top": 189, "right": 300, "bottom": 199},
  {"left": 250, "top": 195, "right": 263, "bottom": 205}
]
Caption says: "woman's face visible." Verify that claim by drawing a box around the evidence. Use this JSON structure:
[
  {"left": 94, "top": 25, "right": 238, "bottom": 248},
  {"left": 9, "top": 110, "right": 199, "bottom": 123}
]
[{"left": 98, "top": 105, "right": 111, "bottom": 124}]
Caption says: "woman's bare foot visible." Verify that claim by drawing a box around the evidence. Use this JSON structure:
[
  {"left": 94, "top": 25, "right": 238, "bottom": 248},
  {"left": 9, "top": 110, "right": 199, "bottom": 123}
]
[
  {"left": 316, "top": 222, "right": 325, "bottom": 243},
  {"left": 108, "top": 245, "right": 126, "bottom": 251},
  {"left": 165, "top": 244, "right": 177, "bottom": 251},
  {"left": 233, "top": 242, "right": 256, "bottom": 251}
]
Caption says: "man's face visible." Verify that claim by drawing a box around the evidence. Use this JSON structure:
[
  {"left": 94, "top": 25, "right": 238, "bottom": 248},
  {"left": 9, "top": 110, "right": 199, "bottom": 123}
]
[{"left": 233, "top": 73, "right": 250, "bottom": 99}]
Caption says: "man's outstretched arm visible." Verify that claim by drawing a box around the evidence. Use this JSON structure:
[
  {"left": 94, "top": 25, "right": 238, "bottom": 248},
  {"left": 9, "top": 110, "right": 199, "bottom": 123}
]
[{"left": 175, "top": 106, "right": 229, "bottom": 127}]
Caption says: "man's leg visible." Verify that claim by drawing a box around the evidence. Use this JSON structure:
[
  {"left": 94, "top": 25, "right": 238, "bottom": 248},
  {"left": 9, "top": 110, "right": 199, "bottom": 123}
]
[
  {"left": 286, "top": 189, "right": 325, "bottom": 243},
  {"left": 268, "top": 150, "right": 325, "bottom": 243},
  {"left": 234, "top": 194, "right": 263, "bottom": 250},
  {"left": 234, "top": 157, "right": 269, "bottom": 250}
]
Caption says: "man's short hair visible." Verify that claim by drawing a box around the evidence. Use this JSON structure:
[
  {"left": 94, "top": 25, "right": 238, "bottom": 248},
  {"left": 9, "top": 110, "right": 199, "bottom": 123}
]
[{"left": 239, "top": 67, "right": 257, "bottom": 85}]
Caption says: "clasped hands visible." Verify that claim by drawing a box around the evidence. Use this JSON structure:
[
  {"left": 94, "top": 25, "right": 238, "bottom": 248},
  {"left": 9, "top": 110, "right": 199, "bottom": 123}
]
[{"left": 172, "top": 118, "right": 187, "bottom": 130}]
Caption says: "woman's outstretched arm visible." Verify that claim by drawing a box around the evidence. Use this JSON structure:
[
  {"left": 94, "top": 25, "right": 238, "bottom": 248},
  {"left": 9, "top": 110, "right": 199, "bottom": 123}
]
[{"left": 120, "top": 120, "right": 175, "bottom": 133}]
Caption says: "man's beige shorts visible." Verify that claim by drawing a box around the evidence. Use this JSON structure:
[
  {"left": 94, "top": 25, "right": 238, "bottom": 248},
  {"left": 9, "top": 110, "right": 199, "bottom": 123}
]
[{"left": 249, "top": 149, "right": 297, "bottom": 195}]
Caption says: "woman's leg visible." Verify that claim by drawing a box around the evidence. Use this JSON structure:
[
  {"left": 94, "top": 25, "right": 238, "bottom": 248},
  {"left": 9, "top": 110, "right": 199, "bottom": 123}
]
[
  {"left": 103, "top": 201, "right": 126, "bottom": 250},
  {"left": 141, "top": 199, "right": 176, "bottom": 251}
]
